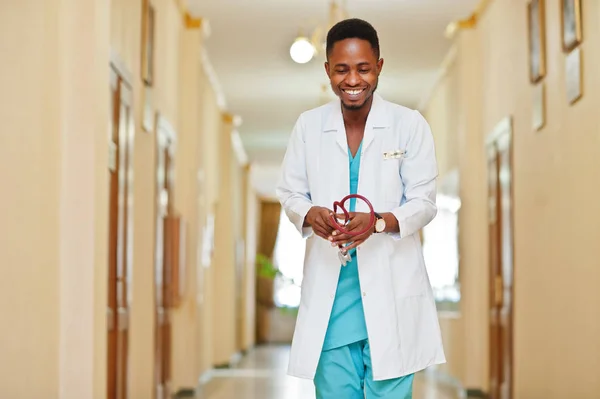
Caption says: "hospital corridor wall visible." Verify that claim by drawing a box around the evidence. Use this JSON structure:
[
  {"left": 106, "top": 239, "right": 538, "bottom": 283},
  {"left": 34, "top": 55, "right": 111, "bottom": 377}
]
[{"left": 422, "top": 1, "right": 600, "bottom": 398}]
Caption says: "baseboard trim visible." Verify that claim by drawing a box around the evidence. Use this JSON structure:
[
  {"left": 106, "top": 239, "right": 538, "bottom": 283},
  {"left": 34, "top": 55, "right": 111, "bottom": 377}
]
[
  {"left": 174, "top": 388, "right": 196, "bottom": 398},
  {"left": 198, "top": 369, "right": 214, "bottom": 386},
  {"left": 230, "top": 351, "right": 243, "bottom": 367},
  {"left": 421, "top": 366, "right": 467, "bottom": 398},
  {"left": 466, "top": 388, "right": 488, "bottom": 398}
]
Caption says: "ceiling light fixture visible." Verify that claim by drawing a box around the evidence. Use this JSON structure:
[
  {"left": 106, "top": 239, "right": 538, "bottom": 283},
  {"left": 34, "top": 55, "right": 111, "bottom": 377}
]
[
  {"left": 290, "top": 37, "right": 315, "bottom": 64},
  {"left": 289, "top": 0, "right": 348, "bottom": 64}
]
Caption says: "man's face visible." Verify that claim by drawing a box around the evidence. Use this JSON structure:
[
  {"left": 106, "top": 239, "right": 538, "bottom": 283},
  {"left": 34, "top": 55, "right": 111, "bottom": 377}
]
[{"left": 325, "top": 38, "right": 384, "bottom": 110}]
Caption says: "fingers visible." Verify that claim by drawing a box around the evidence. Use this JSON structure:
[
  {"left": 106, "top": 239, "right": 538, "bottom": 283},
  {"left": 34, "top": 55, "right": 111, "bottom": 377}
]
[
  {"left": 313, "top": 228, "right": 330, "bottom": 240},
  {"left": 313, "top": 212, "right": 335, "bottom": 240},
  {"left": 322, "top": 213, "right": 337, "bottom": 235},
  {"left": 329, "top": 231, "right": 353, "bottom": 245},
  {"left": 331, "top": 225, "right": 373, "bottom": 247},
  {"left": 328, "top": 215, "right": 362, "bottom": 244},
  {"left": 327, "top": 213, "right": 344, "bottom": 231},
  {"left": 313, "top": 223, "right": 330, "bottom": 240},
  {"left": 342, "top": 238, "right": 364, "bottom": 252},
  {"left": 334, "top": 212, "right": 353, "bottom": 221}
]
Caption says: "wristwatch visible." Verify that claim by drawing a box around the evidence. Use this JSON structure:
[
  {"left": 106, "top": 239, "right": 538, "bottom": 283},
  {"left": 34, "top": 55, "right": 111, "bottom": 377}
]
[{"left": 374, "top": 212, "right": 386, "bottom": 233}]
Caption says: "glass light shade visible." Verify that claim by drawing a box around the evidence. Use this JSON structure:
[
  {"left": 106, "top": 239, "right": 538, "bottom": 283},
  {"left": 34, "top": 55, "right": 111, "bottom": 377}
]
[{"left": 290, "top": 37, "right": 315, "bottom": 64}]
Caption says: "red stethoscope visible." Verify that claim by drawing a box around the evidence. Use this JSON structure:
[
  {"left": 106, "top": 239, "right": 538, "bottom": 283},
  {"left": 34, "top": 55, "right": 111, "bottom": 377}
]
[{"left": 329, "top": 194, "right": 375, "bottom": 266}]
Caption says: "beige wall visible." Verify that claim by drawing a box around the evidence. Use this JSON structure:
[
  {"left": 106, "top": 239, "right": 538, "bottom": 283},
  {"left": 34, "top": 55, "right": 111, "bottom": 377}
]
[
  {"left": 0, "top": 0, "right": 110, "bottom": 397},
  {"left": 424, "top": 0, "right": 600, "bottom": 397},
  {"left": 424, "top": 49, "right": 460, "bottom": 180},
  {"left": 110, "top": 0, "right": 259, "bottom": 394},
  {"left": 423, "top": 45, "right": 469, "bottom": 386},
  {"left": 0, "top": 0, "right": 259, "bottom": 397},
  {"left": 0, "top": 1, "right": 61, "bottom": 395}
]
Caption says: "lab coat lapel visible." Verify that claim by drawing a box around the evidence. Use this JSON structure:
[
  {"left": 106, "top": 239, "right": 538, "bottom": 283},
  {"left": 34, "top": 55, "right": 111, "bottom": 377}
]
[
  {"left": 322, "top": 100, "right": 350, "bottom": 205},
  {"left": 322, "top": 99, "right": 347, "bottom": 154},
  {"left": 362, "top": 93, "right": 390, "bottom": 154},
  {"left": 322, "top": 93, "right": 391, "bottom": 156}
]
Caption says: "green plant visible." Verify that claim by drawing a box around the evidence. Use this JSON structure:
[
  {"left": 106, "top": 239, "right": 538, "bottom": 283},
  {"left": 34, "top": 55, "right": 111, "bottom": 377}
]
[
  {"left": 256, "top": 253, "right": 281, "bottom": 279},
  {"left": 278, "top": 305, "right": 299, "bottom": 316}
]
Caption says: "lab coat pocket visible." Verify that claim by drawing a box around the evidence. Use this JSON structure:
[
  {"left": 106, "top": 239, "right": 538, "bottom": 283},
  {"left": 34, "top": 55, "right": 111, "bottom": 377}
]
[
  {"left": 387, "top": 236, "right": 426, "bottom": 298},
  {"left": 382, "top": 153, "right": 404, "bottom": 205},
  {"left": 395, "top": 295, "right": 438, "bottom": 370}
]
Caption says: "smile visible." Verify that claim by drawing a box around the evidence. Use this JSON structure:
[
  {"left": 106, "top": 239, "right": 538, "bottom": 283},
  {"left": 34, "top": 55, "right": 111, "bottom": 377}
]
[{"left": 342, "top": 88, "right": 366, "bottom": 97}]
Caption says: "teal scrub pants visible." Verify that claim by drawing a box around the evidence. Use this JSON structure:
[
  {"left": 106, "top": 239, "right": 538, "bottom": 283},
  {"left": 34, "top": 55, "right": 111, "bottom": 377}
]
[{"left": 314, "top": 339, "right": 414, "bottom": 399}]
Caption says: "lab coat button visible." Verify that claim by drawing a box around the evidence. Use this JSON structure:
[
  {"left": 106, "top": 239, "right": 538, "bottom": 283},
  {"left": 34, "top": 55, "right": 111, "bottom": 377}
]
[{"left": 362, "top": 291, "right": 366, "bottom": 297}]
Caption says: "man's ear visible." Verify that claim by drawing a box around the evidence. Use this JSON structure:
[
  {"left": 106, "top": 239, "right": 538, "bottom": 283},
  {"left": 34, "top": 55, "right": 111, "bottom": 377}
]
[
  {"left": 324, "top": 62, "right": 331, "bottom": 77},
  {"left": 377, "top": 58, "right": 384, "bottom": 74}
]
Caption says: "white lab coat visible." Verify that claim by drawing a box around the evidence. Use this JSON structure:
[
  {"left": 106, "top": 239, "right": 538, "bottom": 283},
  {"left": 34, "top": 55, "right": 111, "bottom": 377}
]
[{"left": 275, "top": 93, "right": 446, "bottom": 381}]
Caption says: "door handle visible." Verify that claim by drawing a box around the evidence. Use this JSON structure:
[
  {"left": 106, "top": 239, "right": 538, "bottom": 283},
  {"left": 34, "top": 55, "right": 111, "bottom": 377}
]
[
  {"left": 107, "top": 307, "right": 115, "bottom": 331},
  {"left": 157, "top": 307, "right": 164, "bottom": 326},
  {"left": 495, "top": 275, "right": 503, "bottom": 307},
  {"left": 117, "top": 307, "right": 129, "bottom": 331}
]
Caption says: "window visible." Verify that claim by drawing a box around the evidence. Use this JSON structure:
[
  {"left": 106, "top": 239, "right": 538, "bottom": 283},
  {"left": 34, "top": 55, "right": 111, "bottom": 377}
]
[
  {"left": 273, "top": 209, "right": 305, "bottom": 308},
  {"left": 422, "top": 192, "right": 461, "bottom": 312}
]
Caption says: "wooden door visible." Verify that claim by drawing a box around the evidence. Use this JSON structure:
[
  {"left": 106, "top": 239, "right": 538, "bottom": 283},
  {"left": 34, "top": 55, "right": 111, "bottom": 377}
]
[
  {"left": 107, "top": 66, "right": 135, "bottom": 399},
  {"left": 487, "top": 118, "right": 514, "bottom": 399},
  {"left": 155, "top": 116, "right": 176, "bottom": 399}
]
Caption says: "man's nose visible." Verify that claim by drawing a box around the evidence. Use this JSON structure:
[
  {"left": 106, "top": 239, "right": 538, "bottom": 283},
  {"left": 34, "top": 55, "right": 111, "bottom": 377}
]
[{"left": 346, "top": 70, "right": 360, "bottom": 86}]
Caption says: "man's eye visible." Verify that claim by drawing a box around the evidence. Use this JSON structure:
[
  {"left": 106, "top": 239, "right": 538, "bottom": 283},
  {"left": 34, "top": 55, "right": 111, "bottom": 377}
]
[{"left": 359, "top": 69, "right": 370, "bottom": 73}]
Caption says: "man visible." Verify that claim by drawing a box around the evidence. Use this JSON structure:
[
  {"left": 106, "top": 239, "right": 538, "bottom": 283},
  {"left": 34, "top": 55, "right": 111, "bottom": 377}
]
[{"left": 276, "top": 18, "right": 446, "bottom": 398}]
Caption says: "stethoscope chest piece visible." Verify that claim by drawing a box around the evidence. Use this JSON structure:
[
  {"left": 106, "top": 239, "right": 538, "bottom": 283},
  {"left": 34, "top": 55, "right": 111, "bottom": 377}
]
[{"left": 338, "top": 250, "right": 352, "bottom": 266}]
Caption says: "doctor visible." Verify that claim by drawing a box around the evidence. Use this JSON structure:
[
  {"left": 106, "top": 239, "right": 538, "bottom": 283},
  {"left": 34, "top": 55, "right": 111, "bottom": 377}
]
[{"left": 276, "top": 18, "right": 446, "bottom": 398}]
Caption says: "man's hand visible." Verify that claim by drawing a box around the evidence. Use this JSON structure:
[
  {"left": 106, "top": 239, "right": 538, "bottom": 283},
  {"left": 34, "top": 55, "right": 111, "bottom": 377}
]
[
  {"left": 304, "top": 206, "right": 335, "bottom": 240},
  {"left": 329, "top": 212, "right": 375, "bottom": 252}
]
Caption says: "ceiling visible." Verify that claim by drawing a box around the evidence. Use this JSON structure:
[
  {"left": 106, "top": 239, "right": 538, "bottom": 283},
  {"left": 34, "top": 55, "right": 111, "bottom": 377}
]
[{"left": 187, "top": 0, "right": 478, "bottom": 198}]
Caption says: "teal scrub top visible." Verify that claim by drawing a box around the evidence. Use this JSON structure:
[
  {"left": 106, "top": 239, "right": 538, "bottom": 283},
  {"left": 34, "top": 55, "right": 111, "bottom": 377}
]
[{"left": 322, "top": 141, "right": 368, "bottom": 351}]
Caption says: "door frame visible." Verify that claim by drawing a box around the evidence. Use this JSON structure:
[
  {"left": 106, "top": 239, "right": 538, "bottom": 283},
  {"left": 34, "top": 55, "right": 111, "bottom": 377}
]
[
  {"left": 486, "top": 116, "right": 515, "bottom": 399},
  {"left": 108, "top": 58, "right": 135, "bottom": 399},
  {"left": 153, "top": 113, "right": 177, "bottom": 399}
]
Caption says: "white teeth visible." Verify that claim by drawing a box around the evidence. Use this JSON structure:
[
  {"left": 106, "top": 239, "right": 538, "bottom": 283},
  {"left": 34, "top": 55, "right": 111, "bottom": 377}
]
[{"left": 344, "top": 89, "right": 363, "bottom": 95}]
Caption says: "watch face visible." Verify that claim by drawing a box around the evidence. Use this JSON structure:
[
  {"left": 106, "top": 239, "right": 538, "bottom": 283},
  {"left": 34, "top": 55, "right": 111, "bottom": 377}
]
[{"left": 375, "top": 218, "right": 386, "bottom": 232}]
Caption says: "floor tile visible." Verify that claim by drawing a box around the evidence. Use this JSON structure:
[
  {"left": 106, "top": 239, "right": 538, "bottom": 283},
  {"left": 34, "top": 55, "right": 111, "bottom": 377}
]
[{"left": 198, "top": 345, "right": 464, "bottom": 399}]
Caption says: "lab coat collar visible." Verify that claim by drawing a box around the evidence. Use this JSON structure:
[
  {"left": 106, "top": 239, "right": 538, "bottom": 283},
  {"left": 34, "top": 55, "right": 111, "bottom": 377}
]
[{"left": 323, "top": 93, "right": 390, "bottom": 154}]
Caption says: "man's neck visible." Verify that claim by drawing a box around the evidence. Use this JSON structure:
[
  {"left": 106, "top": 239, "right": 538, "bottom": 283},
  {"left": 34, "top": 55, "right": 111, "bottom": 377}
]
[{"left": 342, "top": 95, "right": 374, "bottom": 129}]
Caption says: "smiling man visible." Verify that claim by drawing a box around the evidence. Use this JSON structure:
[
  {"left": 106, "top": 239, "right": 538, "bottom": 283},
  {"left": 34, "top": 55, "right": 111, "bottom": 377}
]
[{"left": 276, "top": 18, "right": 446, "bottom": 398}]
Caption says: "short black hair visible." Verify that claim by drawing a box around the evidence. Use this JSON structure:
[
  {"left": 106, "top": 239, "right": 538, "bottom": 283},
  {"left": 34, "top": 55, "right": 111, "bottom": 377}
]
[{"left": 326, "top": 18, "right": 380, "bottom": 60}]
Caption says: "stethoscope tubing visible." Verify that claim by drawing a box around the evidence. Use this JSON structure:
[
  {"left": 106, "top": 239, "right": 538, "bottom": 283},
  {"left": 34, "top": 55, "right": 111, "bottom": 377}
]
[{"left": 329, "top": 194, "right": 375, "bottom": 236}]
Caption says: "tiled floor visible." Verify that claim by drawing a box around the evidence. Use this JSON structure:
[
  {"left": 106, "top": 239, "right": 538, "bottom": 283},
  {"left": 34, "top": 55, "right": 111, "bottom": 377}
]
[{"left": 197, "top": 345, "right": 464, "bottom": 399}]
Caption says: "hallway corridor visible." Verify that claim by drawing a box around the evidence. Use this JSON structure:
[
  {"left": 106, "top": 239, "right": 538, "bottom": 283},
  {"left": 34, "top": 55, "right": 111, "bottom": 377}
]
[
  {"left": 198, "top": 345, "right": 464, "bottom": 399},
  {"left": 5, "top": 0, "right": 600, "bottom": 397}
]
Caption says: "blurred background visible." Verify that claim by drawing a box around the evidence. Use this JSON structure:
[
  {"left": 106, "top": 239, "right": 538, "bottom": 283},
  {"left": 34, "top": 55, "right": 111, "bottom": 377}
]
[{"left": 1, "top": 0, "right": 599, "bottom": 398}]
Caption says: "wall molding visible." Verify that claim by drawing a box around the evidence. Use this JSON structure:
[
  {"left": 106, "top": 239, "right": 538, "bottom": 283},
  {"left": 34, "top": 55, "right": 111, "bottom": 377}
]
[
  {"left": 200, "top": 47, "right": 227, "bottom": 111},
  {"left": 174, "top": 0, "right": 224, "bottom": 113},
  {"left": 417, "top": 43, "right": 457, "bottom": 112},
  {"left": 231, "top": 130, "right": 249, "bottom": 167},
  {"left": 444, "top": 0, "right": 492, "bottom": 39},
  {"left": 176, "top": 0, "right": 249, "bottom": 168},
  {"left": 222, "top": 112, "right": 242, "bottom": 127},
  {"left": 109, "top": 48, "right": 134, "bottom": 87}
]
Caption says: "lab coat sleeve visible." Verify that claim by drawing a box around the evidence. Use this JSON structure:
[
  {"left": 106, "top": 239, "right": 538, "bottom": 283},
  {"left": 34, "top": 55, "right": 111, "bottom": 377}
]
[
  {"left": 275, "top": 114, "right": 314, "bottom": 238},
  {"left": 389, "top": 110, "right": 438, "bottom": 240}
]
